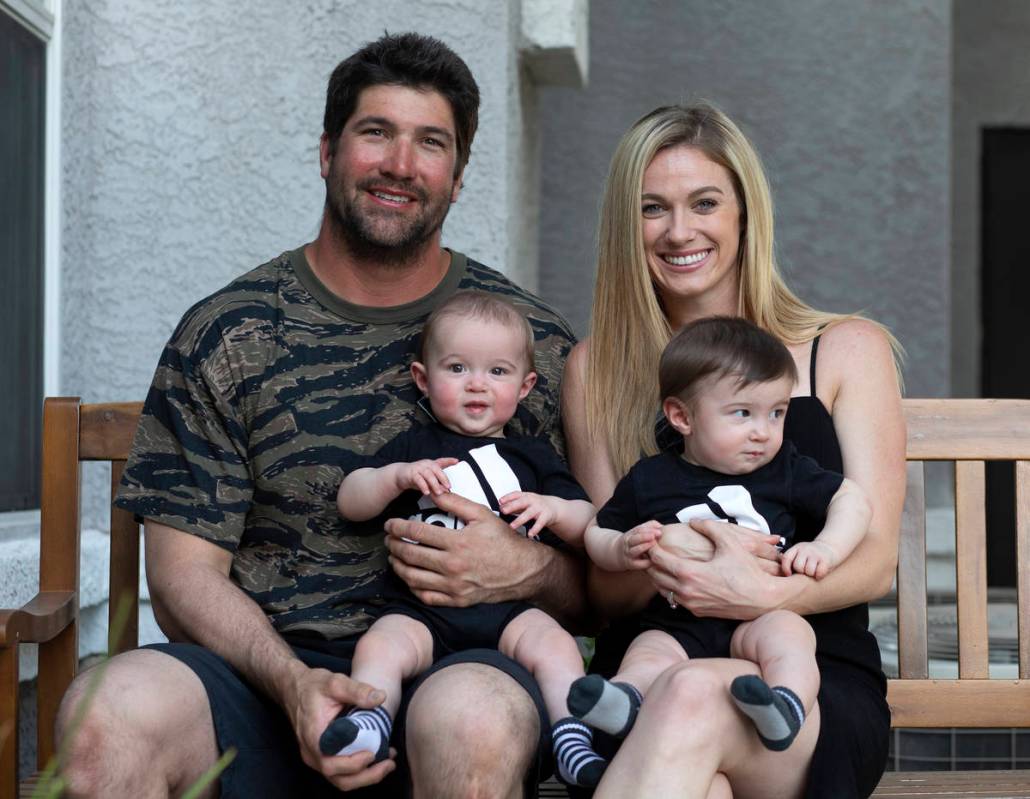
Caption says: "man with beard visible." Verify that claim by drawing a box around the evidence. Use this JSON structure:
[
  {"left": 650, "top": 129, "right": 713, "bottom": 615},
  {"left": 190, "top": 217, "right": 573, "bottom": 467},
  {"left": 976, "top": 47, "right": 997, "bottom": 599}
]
[{"left": 55, "top": 33, "right": 583, "bottom": 798}]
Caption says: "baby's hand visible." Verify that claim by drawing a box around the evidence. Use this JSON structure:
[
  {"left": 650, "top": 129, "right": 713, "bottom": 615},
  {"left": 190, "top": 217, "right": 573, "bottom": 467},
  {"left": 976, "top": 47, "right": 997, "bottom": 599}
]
[
  {"left": 780, "top": 540, "right": 838, "bottom": 579},
  {"left": 399, "top": 458, "right": 458, "bottom": 496},
  {"left": 498, "top": 492, "right": 557, "bottom": 538},
  {"left": 622, "top": 520, "right": 662, "bottom": 570}
]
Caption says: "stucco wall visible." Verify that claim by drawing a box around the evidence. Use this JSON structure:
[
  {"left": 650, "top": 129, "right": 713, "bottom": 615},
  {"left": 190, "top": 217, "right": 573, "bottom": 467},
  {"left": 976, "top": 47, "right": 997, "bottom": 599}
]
[
  {"left": 538, "top": 0, "right": 951, "bottom": 399},
  {"left": 58, "top": 1, "right": 536, "bottom": 528},
  {"left": 951, "top": 0, "right": 1030, "bottom": 397}
]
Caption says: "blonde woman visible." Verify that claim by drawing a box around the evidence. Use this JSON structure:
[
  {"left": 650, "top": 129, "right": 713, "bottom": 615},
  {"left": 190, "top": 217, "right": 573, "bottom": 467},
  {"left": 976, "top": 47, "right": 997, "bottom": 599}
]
[{"left": 562, "top": 103, "right": 904, "bottom": 798}]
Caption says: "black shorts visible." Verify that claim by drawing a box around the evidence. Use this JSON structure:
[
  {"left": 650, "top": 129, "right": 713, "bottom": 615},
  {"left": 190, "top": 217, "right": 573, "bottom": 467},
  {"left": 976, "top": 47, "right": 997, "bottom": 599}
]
[
  {"left": 147, "top": 638, "right": 551, "bottom": 798},
  {"left": 380, "top": 597, "right": 534, "bottom": 659}
]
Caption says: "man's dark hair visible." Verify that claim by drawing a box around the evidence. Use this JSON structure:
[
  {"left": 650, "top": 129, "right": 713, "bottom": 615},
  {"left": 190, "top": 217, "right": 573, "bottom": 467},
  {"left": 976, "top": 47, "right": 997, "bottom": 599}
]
[
  {"left": 323, "top": 32, "right": 480, "bottom": 177},
  {"left": 659, "top": 316, "right": 797, "bottom": 404}
]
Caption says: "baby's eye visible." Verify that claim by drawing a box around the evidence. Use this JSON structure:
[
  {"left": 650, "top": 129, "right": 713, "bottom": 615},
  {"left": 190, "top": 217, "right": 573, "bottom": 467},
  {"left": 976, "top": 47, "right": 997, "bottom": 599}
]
[
  {"left": 448, "top": 363, "right": 466, "bottom": 374},
  {"left": 490, "top": 366, "right": 509, "bottom": 376},
  {"left": 732, "top": 409, "right": 750, "bottom": 418},
  {"left": 771, "top": 408, "right": 786, "bottom": 420}
]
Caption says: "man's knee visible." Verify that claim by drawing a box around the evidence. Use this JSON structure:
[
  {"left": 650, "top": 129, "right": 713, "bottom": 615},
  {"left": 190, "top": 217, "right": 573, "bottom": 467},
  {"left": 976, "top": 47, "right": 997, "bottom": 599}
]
[
  {"left": 406, "top": 662, "right": 538, "bottom": 798},
  {"left": 57, "top": 648, "right": 218, "bottom": 797}
]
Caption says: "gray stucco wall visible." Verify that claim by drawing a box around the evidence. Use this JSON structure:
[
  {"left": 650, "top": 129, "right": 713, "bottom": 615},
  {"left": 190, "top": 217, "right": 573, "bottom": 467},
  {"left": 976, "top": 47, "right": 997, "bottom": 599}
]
[
  {"left": 951, "top": 0, "right": 1030, "bottom": 397},
  {"left": 58, "top": 1, "right": 542, "bottom": 527},
  {"left": 538, "top": 0, "right": 951, "bottom": 399}
]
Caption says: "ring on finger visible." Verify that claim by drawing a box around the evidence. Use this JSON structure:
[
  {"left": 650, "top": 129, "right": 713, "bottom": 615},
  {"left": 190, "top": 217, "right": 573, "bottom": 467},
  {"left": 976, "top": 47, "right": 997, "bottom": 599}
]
[{"left": 667, "top": 590, "right": 677, "bottom": 609}]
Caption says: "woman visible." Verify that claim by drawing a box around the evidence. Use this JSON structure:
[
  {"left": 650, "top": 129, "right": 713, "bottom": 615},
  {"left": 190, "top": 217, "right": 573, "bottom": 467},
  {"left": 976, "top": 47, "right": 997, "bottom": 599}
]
[{"left": 562, "top": 103, "right": 905, "bottom": 798}]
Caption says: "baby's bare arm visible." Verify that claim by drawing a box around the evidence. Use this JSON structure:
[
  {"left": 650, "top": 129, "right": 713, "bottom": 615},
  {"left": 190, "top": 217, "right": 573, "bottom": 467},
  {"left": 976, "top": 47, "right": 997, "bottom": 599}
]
[
  {"left": 781, "top": 477, "right": 871, "bottom": 579},
  {"left": 337, "top": 459, "right": 457, "bottom": 521}
]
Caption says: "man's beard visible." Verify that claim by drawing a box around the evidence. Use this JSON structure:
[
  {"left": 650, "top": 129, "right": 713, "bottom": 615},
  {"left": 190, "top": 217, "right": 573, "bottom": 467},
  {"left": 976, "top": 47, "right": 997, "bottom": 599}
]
[{"left": 327, "top": 175, "right": 454, "bottom": 267}]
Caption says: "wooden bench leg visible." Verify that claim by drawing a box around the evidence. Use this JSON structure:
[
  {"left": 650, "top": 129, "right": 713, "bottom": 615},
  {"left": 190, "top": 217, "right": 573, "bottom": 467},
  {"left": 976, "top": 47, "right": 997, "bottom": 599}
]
[{"left": 1, "top": 643, "right": 19, "bottom": 799}]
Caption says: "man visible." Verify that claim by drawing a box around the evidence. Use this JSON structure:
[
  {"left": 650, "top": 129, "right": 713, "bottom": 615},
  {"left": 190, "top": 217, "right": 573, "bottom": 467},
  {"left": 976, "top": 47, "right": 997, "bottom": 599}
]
[{"left": 56, "top": 32, "right": 584, "bottom": 797}]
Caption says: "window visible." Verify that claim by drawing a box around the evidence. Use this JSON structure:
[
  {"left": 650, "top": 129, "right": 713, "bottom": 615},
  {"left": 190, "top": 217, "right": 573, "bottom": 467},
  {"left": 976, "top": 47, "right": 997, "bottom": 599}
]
[{"left": 1, "top": 1, "right": 54, "bottom": 514}]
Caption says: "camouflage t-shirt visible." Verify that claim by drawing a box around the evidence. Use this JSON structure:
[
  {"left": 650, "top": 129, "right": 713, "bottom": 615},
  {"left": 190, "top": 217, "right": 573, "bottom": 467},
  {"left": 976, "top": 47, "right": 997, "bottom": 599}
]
[{"left": 115, "top": 247, "right": 576, "bottom": 639}]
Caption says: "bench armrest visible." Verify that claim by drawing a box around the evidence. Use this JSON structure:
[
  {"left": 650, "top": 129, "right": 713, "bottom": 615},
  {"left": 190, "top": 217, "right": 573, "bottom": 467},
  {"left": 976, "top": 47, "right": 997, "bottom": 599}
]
[{"left": 0, "top": 591, "right": 77, "bottom": 645}]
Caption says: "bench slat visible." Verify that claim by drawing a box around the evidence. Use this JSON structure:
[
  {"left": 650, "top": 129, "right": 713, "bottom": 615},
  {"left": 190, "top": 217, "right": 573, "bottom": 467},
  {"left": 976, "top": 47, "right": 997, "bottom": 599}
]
[
  {"left": 954, "top": 461, "right": 989, "bottom": 678},
  {"left": 108, "top": 461, "right": 140, "bottom": 655},
  {"left": 905, "top": 399, "right": 1030, "bottom": 460},
  {"left": 897, "top": 461, "right": 929, "bottom": 678},
  {"left": 1018, "top": 461, "right": 1030, "bottom": 680},
  {"left": 78, "top": 402, "right": 141, "bottom": 461},
  {"left": 874, "top": 769, "right": 1030, "bottom": 797},
  {"left": 887, "top": 679, "right": 1030, "bottom": 727}
]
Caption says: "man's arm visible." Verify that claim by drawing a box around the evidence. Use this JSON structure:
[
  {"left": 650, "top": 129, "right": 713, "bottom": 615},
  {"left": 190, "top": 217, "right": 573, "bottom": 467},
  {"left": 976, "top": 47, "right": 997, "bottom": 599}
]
[
  {"left": 144, "top": 520, "right": 395, "bottom": 791},
  {"left": 383, "top": 491, "right": 590, "bottom": 631}
]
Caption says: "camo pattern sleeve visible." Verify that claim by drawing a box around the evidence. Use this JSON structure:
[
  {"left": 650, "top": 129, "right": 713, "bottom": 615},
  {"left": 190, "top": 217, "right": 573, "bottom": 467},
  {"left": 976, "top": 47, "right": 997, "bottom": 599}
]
[{"left": 116, "top": 248, "right": 576, "bottom": 639}]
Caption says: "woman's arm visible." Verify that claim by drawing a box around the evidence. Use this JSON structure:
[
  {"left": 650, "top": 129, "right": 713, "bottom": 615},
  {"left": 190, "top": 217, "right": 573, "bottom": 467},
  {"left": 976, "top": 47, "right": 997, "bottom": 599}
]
[
  {"left": 650, "top": 320, "right": 905, "bottom": 618},
  {"left": 563, "top": 341, "right": 651, "bottom": 617}
]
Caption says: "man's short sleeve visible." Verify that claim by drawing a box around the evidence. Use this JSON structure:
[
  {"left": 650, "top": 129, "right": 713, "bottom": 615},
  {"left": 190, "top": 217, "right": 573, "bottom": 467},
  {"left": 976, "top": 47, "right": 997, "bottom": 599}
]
[{"left": 116, "top": 316, "right": 253, "bottom": 551}]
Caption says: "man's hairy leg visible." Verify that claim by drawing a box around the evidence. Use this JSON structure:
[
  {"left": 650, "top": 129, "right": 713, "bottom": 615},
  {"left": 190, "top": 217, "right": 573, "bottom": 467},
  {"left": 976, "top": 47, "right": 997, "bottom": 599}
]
[
  {"left": 56, "top": 649, "right": 219, "bottom": 799},
  {"left": 406, "top": 663, "right": 538, "bottom": 799}
]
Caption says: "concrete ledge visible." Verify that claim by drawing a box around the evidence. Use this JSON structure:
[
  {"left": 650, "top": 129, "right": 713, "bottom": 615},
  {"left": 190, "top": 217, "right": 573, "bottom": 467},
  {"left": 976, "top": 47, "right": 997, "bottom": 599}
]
[
  {"left": 520, "top": 0, "right": 588, "bottom": 87},
  {"left": 1, "top": 528, "right": 167, "bottom": 682}
]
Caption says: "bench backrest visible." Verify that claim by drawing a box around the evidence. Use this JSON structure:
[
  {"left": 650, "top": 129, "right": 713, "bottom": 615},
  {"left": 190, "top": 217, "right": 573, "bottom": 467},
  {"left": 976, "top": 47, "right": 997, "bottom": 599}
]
[
  {"left": 32, "top": 397, "right": 142, "bottom": 769},
  {"left": 32, "top": 396, "right": 1030, "bottom": 765},
  {"left": 889, "top": 398, "right": 1030, "bottom": 727}
]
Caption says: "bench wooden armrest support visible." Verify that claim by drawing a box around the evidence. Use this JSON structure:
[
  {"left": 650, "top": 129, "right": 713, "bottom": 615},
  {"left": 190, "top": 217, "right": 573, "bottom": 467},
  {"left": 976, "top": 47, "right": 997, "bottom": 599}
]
[
  {"left": 5, "top": 397, "right": 1030, "bottom": 799},
  {"left": 0, "top": 592, "right": 77, "bottom": 646}
]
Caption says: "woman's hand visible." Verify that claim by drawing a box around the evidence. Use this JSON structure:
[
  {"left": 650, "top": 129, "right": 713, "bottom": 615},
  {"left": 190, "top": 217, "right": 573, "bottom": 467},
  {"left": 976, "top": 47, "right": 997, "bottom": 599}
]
[{"left": 648, "top": 519, "right": 791, "bottom": 620}]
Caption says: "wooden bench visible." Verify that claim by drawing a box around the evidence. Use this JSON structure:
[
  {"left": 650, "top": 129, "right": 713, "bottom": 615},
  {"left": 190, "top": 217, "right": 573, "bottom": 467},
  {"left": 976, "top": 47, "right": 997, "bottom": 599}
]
[{"left": 2, "top": 397, "right": 1029, "bottom": 798}]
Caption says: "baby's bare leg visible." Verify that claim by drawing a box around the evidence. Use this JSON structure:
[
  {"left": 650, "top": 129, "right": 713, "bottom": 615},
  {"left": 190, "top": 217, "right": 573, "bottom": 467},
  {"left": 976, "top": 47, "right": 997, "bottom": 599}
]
[
  {"left": 499, "top": 609, "right": 584, "bottom": 721},
  {"left": 350, "top": 614, "right": 435, "bottom": 716},
  {"left": 321, "top": 614, "right": 434, "bottom": 759},
  {"left": 568, "top": 630, "right": 687, "bottom": 739},
  {"left": 500, "top": 608, "right": 607, "bottom": 787},
  {"left": 728, "top": 610, "right": 817, "bottom": 751}
]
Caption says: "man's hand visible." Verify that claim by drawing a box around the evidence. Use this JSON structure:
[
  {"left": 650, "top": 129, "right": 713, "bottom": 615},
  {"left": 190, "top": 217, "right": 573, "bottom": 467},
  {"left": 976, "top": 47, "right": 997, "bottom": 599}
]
[
  {"left": 384, "top": 491, "right": 534, "bottom": 607},
  {"left": 397, "top": 458, "right": 458, "bottom": 496},
  {"left": 281, "top": 663, "right": 396, "bottom": 791},
  {"left": 780, "top": 540, "right": 838, "bottom": 579},
  {"left": 497, "top": 491, "right": 559, "bottom": 538}
]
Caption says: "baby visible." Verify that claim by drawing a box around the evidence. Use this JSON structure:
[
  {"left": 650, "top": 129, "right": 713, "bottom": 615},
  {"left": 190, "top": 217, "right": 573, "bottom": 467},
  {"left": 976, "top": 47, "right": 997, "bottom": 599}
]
[
  {"left": 327, "top": 291, "right": 606, "bottom": 787},
  {"left": 568, "top": 316, "right": 871, "bottom": 752}
]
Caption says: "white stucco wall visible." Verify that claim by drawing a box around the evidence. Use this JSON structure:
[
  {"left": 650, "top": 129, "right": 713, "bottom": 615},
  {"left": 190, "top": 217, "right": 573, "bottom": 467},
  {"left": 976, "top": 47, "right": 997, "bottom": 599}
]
[
  {"left": 538, "top": 0, "right": 952, "bottom": 400},
  {"left": 55, "top": 0, "right": 585, "bottom": 534}
]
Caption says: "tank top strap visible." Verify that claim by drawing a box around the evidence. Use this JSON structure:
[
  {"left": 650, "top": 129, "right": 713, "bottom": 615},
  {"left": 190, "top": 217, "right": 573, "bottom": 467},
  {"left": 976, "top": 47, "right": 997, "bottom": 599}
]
[{"left": 809, "top": 334, "right": 821, "bottom": 397}]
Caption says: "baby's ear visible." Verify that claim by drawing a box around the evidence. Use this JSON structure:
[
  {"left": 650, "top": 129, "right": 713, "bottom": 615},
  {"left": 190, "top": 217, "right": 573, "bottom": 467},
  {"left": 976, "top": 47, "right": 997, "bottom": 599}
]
[
  {"left": 411, "top": 361, "right": 430, "bottom": 395},
  {"left": 518, "top": 371, "right": 538, "bottom": 401},
  {"left": 663, "top": 396, "right": 692, "bottom": 436}
]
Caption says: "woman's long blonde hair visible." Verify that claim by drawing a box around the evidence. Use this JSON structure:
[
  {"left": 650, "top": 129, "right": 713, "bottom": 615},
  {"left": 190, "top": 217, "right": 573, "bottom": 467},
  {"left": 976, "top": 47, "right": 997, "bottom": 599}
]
[{"left": 587, "top": 102, "right": 901, "bottom": 476}]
